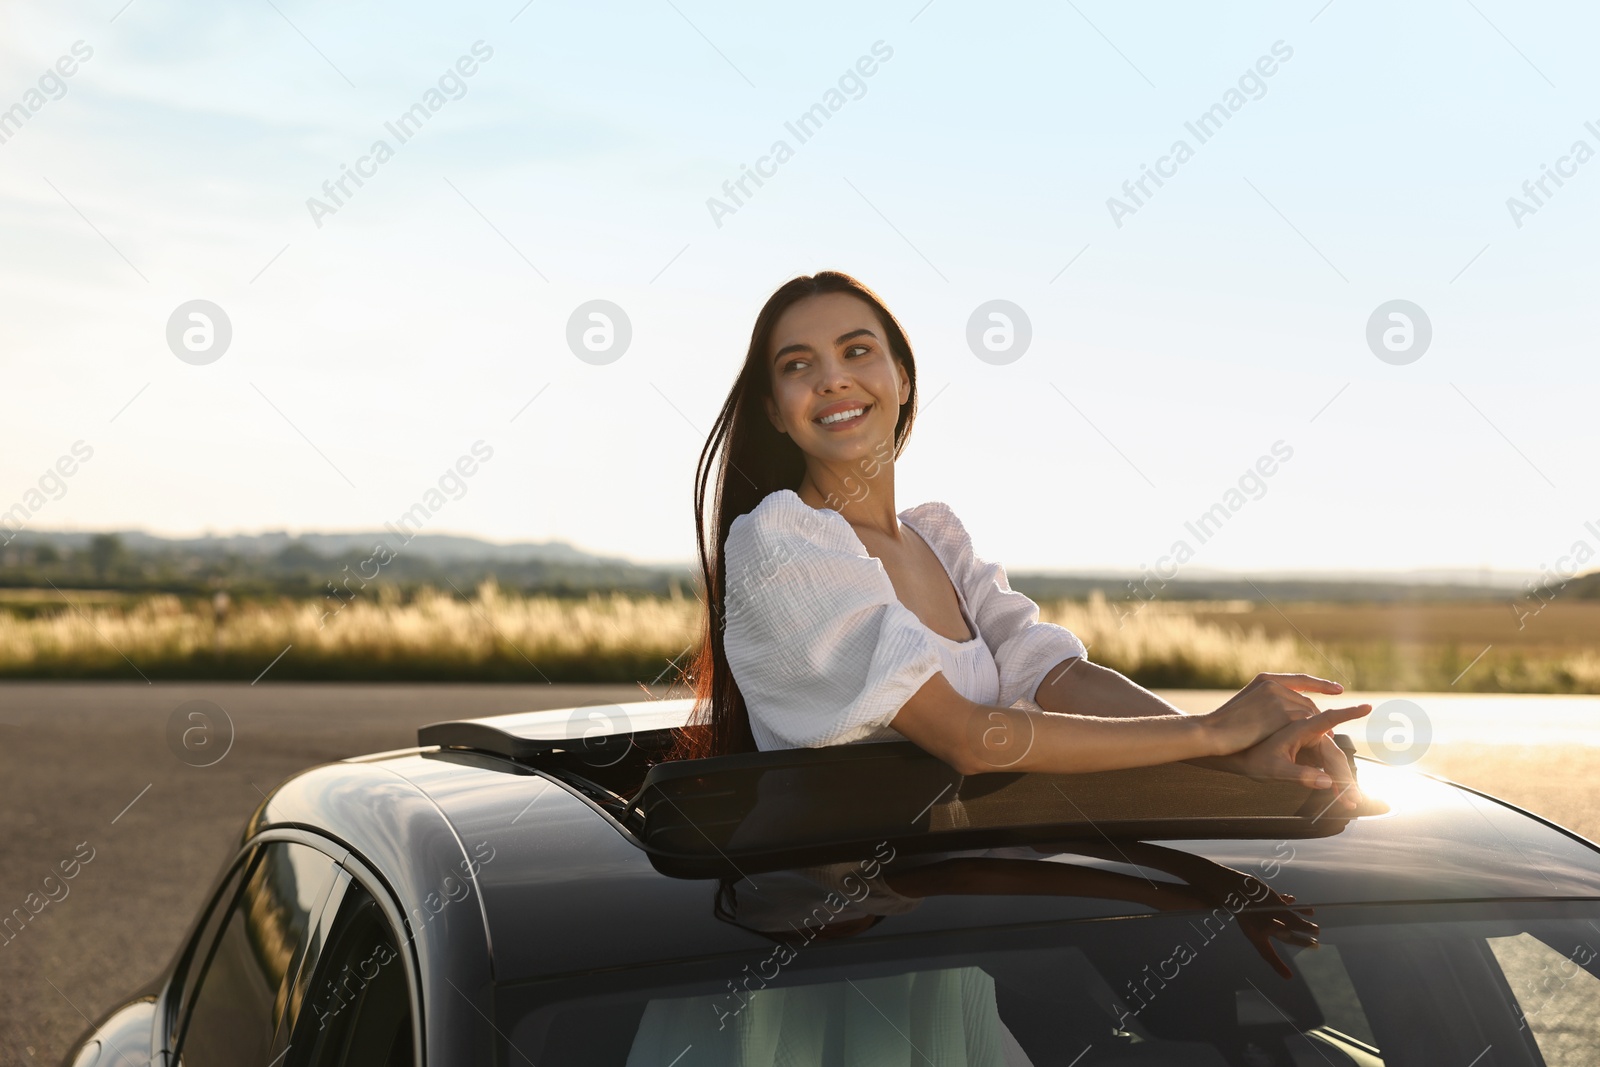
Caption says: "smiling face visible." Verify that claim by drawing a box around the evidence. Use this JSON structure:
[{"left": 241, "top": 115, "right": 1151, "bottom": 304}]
[{"left": 762, "top": 291, "right": 910, "bottom": 480}]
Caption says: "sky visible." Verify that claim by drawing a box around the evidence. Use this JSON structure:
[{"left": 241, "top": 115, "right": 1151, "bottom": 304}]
[{"left": 2, "top": 0, "right": 1596, "bottom": 579}]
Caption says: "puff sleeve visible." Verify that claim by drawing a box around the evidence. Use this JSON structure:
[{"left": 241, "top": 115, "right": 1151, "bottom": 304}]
[
  {"left": 904, "top": 502, "right": 1088, "bottom": 710},
  {"left": 723, "top": 493, "right": 945, "bottom": 751}
]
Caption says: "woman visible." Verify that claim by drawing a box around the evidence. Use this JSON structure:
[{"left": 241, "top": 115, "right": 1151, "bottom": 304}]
[
  {"left": 668, "top": 269, "right": 1369, "bottom": 800},
  {"left": 633, "top": 271, "right": 1365, "bottom": 1066}
]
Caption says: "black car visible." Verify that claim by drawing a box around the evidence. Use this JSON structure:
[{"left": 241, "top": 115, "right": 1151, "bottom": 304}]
[{"left": 68, "top": 697, "right": 1600, "bottom": 1066}]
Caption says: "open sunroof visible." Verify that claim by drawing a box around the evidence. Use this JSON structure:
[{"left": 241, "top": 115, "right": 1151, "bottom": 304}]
[
  {"left": 625, "top": 736, "right": 1375, "bottom": 877},
  {"left": 418, "top": 704, "right": 1379, "bottom": 879}
]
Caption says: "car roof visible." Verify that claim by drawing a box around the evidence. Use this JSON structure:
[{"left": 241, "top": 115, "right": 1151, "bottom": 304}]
[{"left": 251, "top": 698, "right": 1600, "bottom": 987}]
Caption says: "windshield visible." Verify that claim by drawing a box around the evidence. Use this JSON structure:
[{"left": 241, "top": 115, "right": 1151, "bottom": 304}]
[{"left": 502, "top": 899, "right": 1600, "bottom": 1067}]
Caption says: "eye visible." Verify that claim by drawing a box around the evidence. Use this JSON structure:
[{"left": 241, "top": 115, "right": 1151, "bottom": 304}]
[{"left": 780, "top": 343, "right": 869, "bottom": 373}]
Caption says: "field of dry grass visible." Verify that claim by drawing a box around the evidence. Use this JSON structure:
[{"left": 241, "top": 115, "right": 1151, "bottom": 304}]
[
  {"left": 1039, "top": 592, "right": 1600, "bottom": 693},
  {"left": 1176, "top": 597, "right": 1600, "bottom": 692},
  {"left": 0, "top": 582, "right": 699, "bottom": 682},
  {"left": 1, "top": 584, "right": 1597, "bottom": 691}
]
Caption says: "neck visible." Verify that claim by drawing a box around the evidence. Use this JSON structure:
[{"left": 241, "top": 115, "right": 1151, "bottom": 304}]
[{"left": 797, "top": 452, "right": 899, "bottom": 540}]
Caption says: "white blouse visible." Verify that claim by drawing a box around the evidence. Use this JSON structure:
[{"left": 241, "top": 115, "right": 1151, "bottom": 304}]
[{"left": 723, "top": 489, "right": 1088, "bottom": 751}]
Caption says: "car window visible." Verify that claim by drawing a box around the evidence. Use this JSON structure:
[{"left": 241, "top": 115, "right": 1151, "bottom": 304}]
[
  {"left": 507, "top": 901, "right": 1600, "bottom": 1067},
  {"left": 167, "top": 850, "right": 254, "bottom": 1049},
  {"left": 1290, "top": 941, "right": 1377, "bottom": 1047},
  {"left": 287, "top": 880, "right": 414, "bottom": 1067},
  {"left": 174, "top": 841, "right": 344, "bottom": 1065},
  {"left": 1489, "top": 931, "right": 1600, "bottom": 1066}
]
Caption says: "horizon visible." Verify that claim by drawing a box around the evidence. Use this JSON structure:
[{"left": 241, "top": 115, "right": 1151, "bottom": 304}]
[{"left": 2, "top": 523, "right": 1570, "bottom": 588}]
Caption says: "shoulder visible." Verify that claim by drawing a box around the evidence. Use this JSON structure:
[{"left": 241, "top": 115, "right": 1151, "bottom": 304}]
[
  {"left": 721, "top": 491, "right": 898, "bottom": 634},
  {"left": 727, "top": 489, "right": 856, "bottom": 561},
  {"left": 899, "top": 500, "right": 974, "bottom": 554}
]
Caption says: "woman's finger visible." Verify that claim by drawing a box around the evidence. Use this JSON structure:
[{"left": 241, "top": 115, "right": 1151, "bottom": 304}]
[
  {"left": 1317, "top": 735, "right": 1360, "bottom": 809},
  {"left": 1253, "top": 673, "right": 1345, "bottom": 695},
  {"left": 1296, "top": 761, "right": 1335, "bottom": 789},
  {"left": 1253, "top": 675, "right": 1344, "bottom": 719},
  {"left": 1307, "top": 704, "right": 1372, "bottom": 730},
  {"left": 1257, "top": 746, "right": 1334, "bottom": 788},
  {"left": 1281, "top": 717, "right": 1360, "bottom": 790}
]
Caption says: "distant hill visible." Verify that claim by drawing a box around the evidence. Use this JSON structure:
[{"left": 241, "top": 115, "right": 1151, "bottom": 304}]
[
  {"left": 1556, "top": 569, "right": 1600, "bottom": 600},
  {"left": 1005, "top": 572, "right": 1564, "bottom": 605},
  {"left": 2, "top": 528, "right": 1590, "bottom": 604},
  {"left": 16, "top": 529, "right": 629, "bottom": 567},
  {"left": 0, "top": 529, "right": 688, "bottom": 600}
]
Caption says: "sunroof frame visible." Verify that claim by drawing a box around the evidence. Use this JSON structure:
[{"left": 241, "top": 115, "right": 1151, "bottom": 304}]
[
  {"left": 420, "top": 709, "right": 1372, "bottom": 879},
  {"left": 625, "top": 737, "right": 1370, "bottom": 877}
]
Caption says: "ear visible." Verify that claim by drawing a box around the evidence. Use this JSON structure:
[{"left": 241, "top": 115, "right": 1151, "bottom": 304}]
[
  {"left": 896, "top": 357, "right": 911, "bottom": 407},
  {"left": 763, "top": 393, "right": 787, "bottom": 435}
]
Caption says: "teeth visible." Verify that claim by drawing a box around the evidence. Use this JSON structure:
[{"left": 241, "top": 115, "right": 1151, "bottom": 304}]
[{"left": 818, "top": 406, "right": 865, "bottom": 425}]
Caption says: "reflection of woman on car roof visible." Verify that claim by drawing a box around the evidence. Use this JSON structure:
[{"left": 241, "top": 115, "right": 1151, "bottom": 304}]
[
  {"left": 665, "top": 269, "right": 1370, "bottom": 793},
  {"left": 627, "top": 841, "right": 1319, "bottom": 1066}
]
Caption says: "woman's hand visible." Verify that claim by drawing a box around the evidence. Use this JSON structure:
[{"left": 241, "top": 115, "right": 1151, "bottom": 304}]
[
  {"left": 1224, "top": 717, "right": 1371, "bottom": 811},
  {"left": 1199, "top": 673, "right": 1367, "bottom": 756}
]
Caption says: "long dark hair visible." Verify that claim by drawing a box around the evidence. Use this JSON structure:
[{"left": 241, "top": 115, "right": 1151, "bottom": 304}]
[{"left": 660, "top": 271, "right": 921, "bottom": 762}]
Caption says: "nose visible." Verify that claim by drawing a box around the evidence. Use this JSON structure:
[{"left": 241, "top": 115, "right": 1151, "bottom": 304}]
[{"left": 816, "top": 351, "right": 853, "bottom": 394}]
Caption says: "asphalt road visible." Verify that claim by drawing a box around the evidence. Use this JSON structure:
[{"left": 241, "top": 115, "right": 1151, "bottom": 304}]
[{"left": 0, "top": 682, "right": 676, "bottom": 1067}]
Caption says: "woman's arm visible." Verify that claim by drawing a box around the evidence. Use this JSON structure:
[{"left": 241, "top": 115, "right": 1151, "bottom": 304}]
[
  {"left": 889, "top": 671, "right": 1211, "bottom": 775},
  {"left": 1030, "top": 658, "right": 1368, "bottom": 806},
  {"left": 1030, "top": 657, "right": 1239, "bottom": 772},
  {"left": 1031, "top": 657, "right": 1187, "bottom": 719},
  {"left": 888, "top": 669, "right": 1369, "bottom": 778}
]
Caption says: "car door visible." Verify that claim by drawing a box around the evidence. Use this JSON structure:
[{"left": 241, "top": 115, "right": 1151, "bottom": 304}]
[{"left": 170, "top": 838, "right": 347, "bottom": 1065}]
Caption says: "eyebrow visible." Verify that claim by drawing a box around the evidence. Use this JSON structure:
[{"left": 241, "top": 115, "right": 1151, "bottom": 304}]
[{"left": 773, "top": 328, "right": 879, "bottom": 364}]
